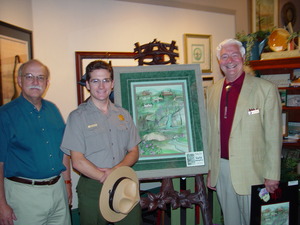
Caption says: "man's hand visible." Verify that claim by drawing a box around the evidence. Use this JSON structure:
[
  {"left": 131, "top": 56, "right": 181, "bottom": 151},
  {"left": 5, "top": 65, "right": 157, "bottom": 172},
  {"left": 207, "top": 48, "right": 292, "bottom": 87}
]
[
  {"left": 264, "top": 179, "right": 279, "bottom": 193},
  {"left": 0, "top": 203, "right": 17, "bottom": 225},
  {"left": 97, "top": 168, "right": 113, "bottom": 183}
]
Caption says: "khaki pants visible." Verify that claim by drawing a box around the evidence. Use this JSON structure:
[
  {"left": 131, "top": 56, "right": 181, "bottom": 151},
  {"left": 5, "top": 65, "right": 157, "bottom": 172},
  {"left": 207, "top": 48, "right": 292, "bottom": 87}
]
[
  {"left": 77, "top": 176, "right": 142, "bottom": 225},
  {"left": 5, "top": 176, "right": 71, "bottom": 225},
  {"left": 216, "top": 159, "right": 251, "bottom": 225}
]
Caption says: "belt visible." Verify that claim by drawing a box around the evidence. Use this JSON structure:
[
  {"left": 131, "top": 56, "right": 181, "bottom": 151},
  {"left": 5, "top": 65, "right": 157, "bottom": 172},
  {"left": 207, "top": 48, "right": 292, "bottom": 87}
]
[{"left": 7, "top": 175, "right": 61, "bottom": 185}]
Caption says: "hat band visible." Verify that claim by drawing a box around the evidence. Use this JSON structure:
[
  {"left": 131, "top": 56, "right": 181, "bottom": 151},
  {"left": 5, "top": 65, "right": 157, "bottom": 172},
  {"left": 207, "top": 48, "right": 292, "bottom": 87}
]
[{"left": 109, "top": 177, "right": 127, "bottom": 212}]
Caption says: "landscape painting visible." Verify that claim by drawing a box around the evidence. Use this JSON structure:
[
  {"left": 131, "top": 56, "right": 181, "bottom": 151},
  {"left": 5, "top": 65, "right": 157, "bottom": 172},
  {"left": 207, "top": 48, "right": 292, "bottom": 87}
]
[
  {"left": 131, "top": 80, "right": 193, "bottom": 160},
  {"left": 113, "top": 64, "right": 209, "bottom": 179}
]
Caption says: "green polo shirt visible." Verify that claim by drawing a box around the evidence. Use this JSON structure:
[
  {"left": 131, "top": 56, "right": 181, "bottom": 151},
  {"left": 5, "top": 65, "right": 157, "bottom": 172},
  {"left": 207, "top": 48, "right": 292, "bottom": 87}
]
[{"left": 0, "top": 95, "right": 66, "bottom": 179}]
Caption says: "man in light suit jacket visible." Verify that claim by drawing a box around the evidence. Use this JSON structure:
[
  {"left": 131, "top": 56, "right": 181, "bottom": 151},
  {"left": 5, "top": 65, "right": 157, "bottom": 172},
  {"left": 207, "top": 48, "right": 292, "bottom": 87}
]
[{"left": 206, "top": 39, "right": 282, "bottom": 225}]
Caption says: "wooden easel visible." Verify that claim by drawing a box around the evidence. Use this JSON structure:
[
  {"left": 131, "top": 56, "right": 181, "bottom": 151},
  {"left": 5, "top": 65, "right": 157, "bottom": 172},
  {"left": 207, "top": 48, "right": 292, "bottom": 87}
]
[{"left": 140, "top": 175, "right": 212, "bottom": 225}]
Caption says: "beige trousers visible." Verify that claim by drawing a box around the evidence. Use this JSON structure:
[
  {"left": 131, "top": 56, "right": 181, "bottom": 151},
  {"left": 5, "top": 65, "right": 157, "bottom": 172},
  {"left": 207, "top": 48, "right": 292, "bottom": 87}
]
[
  {"left": 4, "top": 176, "right": 71, "bottom": 225},
  {"left": 216, "top": 158, "right": 251, "bottom": 225}
]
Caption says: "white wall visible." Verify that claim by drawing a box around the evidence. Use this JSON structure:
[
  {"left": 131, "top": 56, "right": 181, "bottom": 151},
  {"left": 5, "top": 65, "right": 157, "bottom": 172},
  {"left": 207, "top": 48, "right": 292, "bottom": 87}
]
[
  {"left": 1, "top": 0, "right": 235, "bottom": 208},
  {"left": 30, "top": 0, "right": 234, "bottom": 119},
  {"left": 0, "top": 0, "right": 33, "bottom": 30}
]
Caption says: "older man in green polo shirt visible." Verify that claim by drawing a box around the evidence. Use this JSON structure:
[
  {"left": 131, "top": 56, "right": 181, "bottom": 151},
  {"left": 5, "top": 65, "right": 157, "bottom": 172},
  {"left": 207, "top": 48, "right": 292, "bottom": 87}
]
[{"left": 0, "top": 59, "right": 72, "bottom": 225}]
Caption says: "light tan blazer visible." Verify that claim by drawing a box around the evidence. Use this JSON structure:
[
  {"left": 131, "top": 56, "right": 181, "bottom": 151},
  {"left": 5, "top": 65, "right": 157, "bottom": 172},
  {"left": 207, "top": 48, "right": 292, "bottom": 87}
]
[{"left": 207, "top": 73, "right": 282, "bottom": 195}]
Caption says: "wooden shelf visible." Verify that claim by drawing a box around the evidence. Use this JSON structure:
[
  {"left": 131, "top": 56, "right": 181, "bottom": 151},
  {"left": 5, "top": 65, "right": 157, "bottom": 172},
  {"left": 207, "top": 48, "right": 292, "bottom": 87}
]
[
  {"left": 283, "top": 139, "right": 300, "bottom": 149},
  {"left": 278, "top": 86, "right": 300, "bottom": 90},
  {"left": 249, "top": 57, "right": 300, "bottom": 70},
  {"left": 250, "top": 57, "right": 300, "bottom": 149},
  {"left": 282, "top": 106, "right": 300, "bottom": 111}
]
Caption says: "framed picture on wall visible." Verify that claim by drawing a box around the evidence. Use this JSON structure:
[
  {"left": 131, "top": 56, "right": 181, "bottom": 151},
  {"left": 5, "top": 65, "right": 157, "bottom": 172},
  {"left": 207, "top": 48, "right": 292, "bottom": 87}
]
[
  {"left": 113, "top": 64, "right": 209, "bottom": 179},
  {"left": 286, "top": 94, "right": 300, "bottom": 107},
  {"left": 0, "top": 21, "right": 33, "bottom": 106},
  {"left": 183, "top": 34, "right": 212, "bottom": 73},
  {"left": 251, "top": 0, "right": 279, "bottom": 32}
]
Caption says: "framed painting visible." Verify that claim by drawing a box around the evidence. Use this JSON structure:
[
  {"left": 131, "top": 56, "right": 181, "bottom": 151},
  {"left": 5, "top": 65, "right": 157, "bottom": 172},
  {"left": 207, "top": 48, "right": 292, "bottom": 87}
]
[
  {"left": 0, "top": 21, "right": 33, "bottom": 106},
  {"left": 183, "top": 34, "right": 212, "bottom": 73},
  {"left": 288, "top": 121, "right": 300, "bottom": 136},
  {"left": 251, "top": 0, "right": 279, "bottom": 32},
  {"left": 75, "top": 51, "right": 138, "bottom": 105},
  {"left": 250, "top": 181, "right": 299, "bottom": 225},
  {"left": 113, "top": 64, "right": 209, "bottom": 179}
]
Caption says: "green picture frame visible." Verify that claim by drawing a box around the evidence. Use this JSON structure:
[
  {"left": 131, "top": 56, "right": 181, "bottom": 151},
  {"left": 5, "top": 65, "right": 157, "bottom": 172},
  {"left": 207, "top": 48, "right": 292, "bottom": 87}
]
[{"left": 113, "top": 64, "right": 209, "bottom": 179}]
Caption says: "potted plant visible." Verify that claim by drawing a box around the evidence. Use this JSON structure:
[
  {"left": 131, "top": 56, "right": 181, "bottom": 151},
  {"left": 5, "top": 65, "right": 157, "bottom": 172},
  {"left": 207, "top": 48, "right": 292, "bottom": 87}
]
[{"left": 236, "top": 30, "right": 271, "bottom": 64}]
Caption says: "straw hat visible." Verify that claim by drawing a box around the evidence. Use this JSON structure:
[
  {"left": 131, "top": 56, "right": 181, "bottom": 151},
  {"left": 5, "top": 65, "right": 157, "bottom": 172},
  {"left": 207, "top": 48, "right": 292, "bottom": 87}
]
[{"left": 99, "top": 166, "right": 140, "bottom": 222}]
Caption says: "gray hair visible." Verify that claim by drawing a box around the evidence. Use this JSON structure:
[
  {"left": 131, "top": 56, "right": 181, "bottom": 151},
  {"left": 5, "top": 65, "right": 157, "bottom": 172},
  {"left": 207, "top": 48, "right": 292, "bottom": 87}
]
[{"left": 216, "top": 39, "right": 245, "bottom": 60}]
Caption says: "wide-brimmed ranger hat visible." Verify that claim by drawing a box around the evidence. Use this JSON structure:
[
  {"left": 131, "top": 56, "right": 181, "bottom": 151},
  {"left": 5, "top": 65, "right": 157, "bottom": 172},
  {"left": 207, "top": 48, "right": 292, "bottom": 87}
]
[{"left": 99, "top": 166, "right": 140, "bottom": 222}]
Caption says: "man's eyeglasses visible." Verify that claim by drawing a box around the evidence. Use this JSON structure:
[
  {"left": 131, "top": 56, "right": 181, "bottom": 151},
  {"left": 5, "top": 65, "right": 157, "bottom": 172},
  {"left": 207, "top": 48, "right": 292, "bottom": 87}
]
[
  {"left": 89, "top": 78, "right": 112, "bottom": 85},
  {"left": 22, "top": 73, "right": 47, "bottom": 82}
]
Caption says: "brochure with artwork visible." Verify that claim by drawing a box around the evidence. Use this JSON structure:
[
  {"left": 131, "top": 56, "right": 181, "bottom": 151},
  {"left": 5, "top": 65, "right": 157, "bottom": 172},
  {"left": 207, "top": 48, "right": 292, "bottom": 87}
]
[{"left": 250, "top": 181, "right": 299, "bottom": 225}]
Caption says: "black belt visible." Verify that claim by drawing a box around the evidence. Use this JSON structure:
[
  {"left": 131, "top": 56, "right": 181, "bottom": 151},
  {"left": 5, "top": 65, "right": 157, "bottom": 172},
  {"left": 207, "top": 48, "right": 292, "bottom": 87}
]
[{"left": 7, "top": 175, "right": 61, "bottom": 185}]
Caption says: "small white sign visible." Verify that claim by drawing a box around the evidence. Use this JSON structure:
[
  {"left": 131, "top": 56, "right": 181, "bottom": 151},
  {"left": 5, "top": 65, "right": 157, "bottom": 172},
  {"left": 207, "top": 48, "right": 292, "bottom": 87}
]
[{"left": 185, "top": 152, "right": 205, "bottom": 167}]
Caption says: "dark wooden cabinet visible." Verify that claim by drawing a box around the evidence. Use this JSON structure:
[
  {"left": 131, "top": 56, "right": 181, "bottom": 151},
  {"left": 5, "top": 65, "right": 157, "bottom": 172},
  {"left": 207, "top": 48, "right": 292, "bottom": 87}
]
[{"left": 249, "top": 57, "right": 300, "bottom": 149}]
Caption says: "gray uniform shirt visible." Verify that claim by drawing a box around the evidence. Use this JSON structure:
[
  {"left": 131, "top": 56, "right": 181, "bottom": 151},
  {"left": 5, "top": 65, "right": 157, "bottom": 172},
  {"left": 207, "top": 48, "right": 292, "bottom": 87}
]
[{"left": 61, "top": 99, "right": 141, "bottom": 168}]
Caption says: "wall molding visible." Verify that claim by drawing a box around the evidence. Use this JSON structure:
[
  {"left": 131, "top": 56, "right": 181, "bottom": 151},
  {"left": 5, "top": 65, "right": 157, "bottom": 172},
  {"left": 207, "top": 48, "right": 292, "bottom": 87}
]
[{"left": 117, "top": 0, "right": 236, "bottom": 15}]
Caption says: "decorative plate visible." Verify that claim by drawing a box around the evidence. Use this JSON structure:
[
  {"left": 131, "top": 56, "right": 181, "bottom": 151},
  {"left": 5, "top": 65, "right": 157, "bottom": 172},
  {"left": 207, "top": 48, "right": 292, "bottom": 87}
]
[{"left": 268, "top": 28, "right": 290, "bottom": 52}]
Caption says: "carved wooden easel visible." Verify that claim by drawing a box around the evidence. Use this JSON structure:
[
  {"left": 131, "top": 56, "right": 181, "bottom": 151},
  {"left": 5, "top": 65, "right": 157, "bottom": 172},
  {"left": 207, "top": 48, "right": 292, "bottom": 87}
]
[{"left": 140, "top": 175, "right": 212, "bottom": 225}]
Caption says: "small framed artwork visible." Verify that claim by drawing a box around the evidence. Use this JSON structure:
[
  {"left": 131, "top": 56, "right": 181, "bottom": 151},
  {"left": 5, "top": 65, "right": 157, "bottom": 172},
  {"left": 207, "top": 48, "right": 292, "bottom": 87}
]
[
  {"left": 251, "top": 0, "right": 279, "bottom": 32},
  {"left": 184, "top": 34, "right": 212, "bottom": 73},
  {"left": 250, "top": 181, "right": 299, "bottom": 225},
  {"left": 288, "top": 122, "right": 300, "bottom": 136},
  {"left": 282, "top": 112, "right": 288, "bottom": 137},
  {"left": 286, "top": 94, "right": 300, "bottom": 107},
  {"left": 113, "top": 64, "right": 209, "bottom": 179},
  {"left": 0, "top": 21, "right": 33, "bottom": 106}
]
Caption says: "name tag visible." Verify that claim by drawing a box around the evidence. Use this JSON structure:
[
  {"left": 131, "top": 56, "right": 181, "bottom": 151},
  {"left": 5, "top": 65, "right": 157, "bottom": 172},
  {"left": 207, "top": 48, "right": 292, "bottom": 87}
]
[
  {"left": 248, "top": 108, "right": 259, "bottom": 115},
  {"left": 88, "top": 124, "right": 98, "bottom": 128}
]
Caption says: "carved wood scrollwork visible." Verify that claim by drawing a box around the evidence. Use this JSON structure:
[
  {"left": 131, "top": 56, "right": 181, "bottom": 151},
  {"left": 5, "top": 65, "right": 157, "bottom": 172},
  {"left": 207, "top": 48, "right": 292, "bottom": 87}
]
[{"left": 140, "top": 175, "right": 212, "bottom": 225}]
